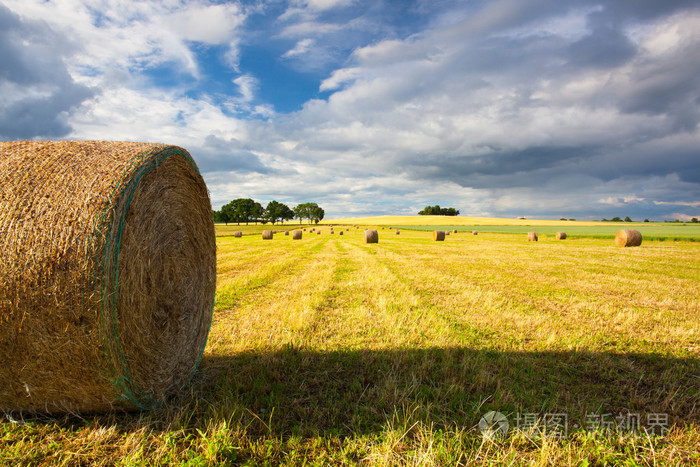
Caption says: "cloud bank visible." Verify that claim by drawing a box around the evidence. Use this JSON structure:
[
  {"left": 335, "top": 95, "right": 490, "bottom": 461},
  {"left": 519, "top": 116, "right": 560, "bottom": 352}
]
[{"left": 1, "top": 0, "right": 698, "bottom": 220}]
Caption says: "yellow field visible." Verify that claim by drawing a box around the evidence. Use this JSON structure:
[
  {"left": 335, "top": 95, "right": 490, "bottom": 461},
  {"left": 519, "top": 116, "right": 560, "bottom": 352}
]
[
  {"left": 320, "top": 215, "right": 610, "bottom": 227},
  {"left": 3, "top": 226, "right": 699, "bottom": 465}
]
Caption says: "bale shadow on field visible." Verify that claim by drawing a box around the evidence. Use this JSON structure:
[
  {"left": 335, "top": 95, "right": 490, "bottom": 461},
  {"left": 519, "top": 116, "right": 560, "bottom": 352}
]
[{"left": 189, "top": 346, "right": 700, "bottom": 437}]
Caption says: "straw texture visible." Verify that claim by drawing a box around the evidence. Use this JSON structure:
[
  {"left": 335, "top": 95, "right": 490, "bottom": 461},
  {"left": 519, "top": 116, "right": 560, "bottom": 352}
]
[
  {"left": 0, "top": 141, "right": 216, "bottom": 414},
  {"left": 262, "top": 230, "right": 273, "bottom": 240},
  {"left": 365, "top": 229, "right": 379, "bottom": 243},
  {"left": 615, "top": 229, "right": 642, "bottom": 247},
  {"left": 433, "top": 231, "right": 445, "bottom": 241},
  {"left": 292, "top": 230, "right": 302, "bottom": 240},
  {"left": 555, "top": 232, "right": 567, "bottom": 240},
  {"left": 233, "top": 231, "right": 242, "bottom": 238}
]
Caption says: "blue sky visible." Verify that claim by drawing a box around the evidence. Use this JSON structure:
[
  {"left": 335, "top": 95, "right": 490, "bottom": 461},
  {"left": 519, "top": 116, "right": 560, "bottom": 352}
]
[{"left": 1, "top": 0, "right": 699, "bottom": 220}]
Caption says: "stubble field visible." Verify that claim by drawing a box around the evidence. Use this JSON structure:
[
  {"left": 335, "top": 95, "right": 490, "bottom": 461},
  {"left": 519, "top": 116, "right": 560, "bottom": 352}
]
[{"left": 2, "top": 224, "right": 699, "bottom": 465}]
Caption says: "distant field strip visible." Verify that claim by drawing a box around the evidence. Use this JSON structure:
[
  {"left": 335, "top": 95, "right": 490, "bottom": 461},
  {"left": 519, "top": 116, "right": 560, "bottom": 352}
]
[{"left": 399, "top": 224, "right": 700, "bottom": 241}]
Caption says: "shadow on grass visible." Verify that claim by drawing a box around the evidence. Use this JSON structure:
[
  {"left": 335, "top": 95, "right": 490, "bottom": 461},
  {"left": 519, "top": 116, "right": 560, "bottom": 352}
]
[{"left": 184, "top": 346, "right": 699, "bottom": 437}]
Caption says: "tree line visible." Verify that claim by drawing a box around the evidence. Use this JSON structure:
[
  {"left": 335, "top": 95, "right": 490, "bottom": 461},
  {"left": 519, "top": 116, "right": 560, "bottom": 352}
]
[
  {"left": 212, "top": 199, "right": 325, "bottom": 225},
  {"left": 418, "top": 205, "right": 460, "bottom": 216}
]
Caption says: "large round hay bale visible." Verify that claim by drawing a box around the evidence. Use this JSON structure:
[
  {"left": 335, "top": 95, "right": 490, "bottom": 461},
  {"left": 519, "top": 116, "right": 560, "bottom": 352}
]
[
  {"left": 472, "top": 230, "right": 478, "bottom": 235},
  {"left": 262, "top": 230, "right": 273, "bottom": 240},
  {"left": 317, "top": 231, "right": 321, "bottom": 235},
  {"left": 528, "top": 232, "right": 538, "bottom": 242},
  {"left": 453, "top": 229, "right": 457, "bottom": 233},
  {"left": 555, "top": 232, "right": 567, "bottom": 240},
  {"left": 615, "top": 229, "right": 642, "bottom": 247},
  {"left": 292, "top": 230, "right": 302, "bottom": 240},
  {"left": 0, "top": 141, "right": 215, "bottom": 414},
  {"left": 396, "top": 229, "right": 400, "bottom": 234},
  {"left": 433, "top": 231, "right": 445, "bottom": 241},
  {"left": 339, "top": 231, "right": 344, "bottom": 235},
  {"left": 365, "top": 229, "right": 379, "bottom": 243},
  {"left": 285, "top": 231, "right": 289, "bottom": 236},
  {"left": 234, "top": 231, "right": 243, "bottom": 238}
]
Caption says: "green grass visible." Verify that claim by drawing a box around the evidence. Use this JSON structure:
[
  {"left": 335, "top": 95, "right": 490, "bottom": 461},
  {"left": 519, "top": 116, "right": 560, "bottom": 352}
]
[{"left": 2, "top": 227, "right": 699, "bottom": 465}]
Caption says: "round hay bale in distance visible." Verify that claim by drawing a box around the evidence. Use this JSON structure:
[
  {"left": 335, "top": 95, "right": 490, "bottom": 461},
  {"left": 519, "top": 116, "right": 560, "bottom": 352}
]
[
  {"left": 472, "top": 231, "right": 478, "bottom": 235},
  {"left": 262, "top": 230, "right": 273, "bottom": 240},
  {"left": 615, "top": 229, "right": 642, "bottom": 247},
  {"left": 285, "top": 231, "right": 289, "bottom": 236},
  {"left": 365, "top": 229, "right": 379, "bottom": 243},
  {"left": 527, "top": 232, "right": 538, "bottom": 242},
  {"left": 234, "top": 231, "right": 243, "bottom": 238},
  {"left": 395, "top": 229, "right": 400, "bottom": 234},
  {"left": 453, "top": 229, "right": 457, "bottom": 233},
  {"left": 292, "top": 230, "right": 302, "bottom": 240},
  {"left": 0, "top": 141, "right": 215, "bottom": 414},
  {"left": 317, "top": 231, "right": 321, "bottom": 235},
  {"left": 339, "top": 231, "right": 344, "bottom": 235},
  {"left": 433, "top": 231, "right": 446, "bottom": 241},
  {"left": 555, "top": 232, "right": 567, "bottom": 240}
]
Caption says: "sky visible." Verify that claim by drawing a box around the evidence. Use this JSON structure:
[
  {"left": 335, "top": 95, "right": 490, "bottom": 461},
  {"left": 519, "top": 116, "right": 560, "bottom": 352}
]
[{"left": 1, "top": 0, "right": 699, "bottom": 221}]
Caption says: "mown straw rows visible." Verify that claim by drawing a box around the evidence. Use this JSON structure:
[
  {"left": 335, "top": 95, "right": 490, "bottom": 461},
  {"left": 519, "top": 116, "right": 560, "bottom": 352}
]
[{"left": 2, "top": 229, "right": 699, "bottom": 465}]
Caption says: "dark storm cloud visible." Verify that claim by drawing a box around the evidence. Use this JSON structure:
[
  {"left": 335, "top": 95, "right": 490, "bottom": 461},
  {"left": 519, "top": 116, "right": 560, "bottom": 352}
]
[
  {"left": 193, "top": 134, "right": 272, "bottom": 174},
  {"left": 0, "top": 4, "right": 93, "bottom": 140},
  {"left": 404, "top": 145, "right": 602, "bottom": 189}
]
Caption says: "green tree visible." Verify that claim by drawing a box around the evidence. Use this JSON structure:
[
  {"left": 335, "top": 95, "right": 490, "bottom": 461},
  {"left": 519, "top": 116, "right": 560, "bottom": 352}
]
[
  {"left": 280, "top": 204, "right": 295, "bottom": 224},
  {"left": 310, "top": 204, "right": 324, "bottom": 224},
  {"left": 220, "top": 201, "right": 237, "bottom": 225},
  {"left": 418, "top": 205, "right": 459, "bottom": 216},
  {"left": 624, "top": 216, "right": 632, "bottom": 222},
  {"left": 293, "top": 202, "right": 324, "bottom": 224},
  {"left": 264, "top": 200, "right": 287, "bottom": 224},
  {"left": 252, "top": 201, "right": 264, "bottom": 224},
  {"left": 293, "top": 204, "right": 307, "bottom": 224}
]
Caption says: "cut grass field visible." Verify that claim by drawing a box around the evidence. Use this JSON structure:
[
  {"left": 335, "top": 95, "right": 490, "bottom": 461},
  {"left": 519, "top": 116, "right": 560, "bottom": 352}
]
[{"left": 3, "top": 225, "right": 699, "bottom": 465}]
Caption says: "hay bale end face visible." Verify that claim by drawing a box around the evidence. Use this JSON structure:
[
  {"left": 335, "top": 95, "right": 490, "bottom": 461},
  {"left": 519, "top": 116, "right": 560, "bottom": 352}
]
[
  {"left": 262, "top": 230, "right": 273, "bottom": 240},
  {"left": 555, "top": 232, "right": 567, "bottom": 240},
  {"left": 234, "top": 231, "right": 243, "bottom": 238},
  {"left": 292, "top": 230, "right": 302, "bottom": 240},
  {"left": 528, "top": 232, "right": 538, "bottom": 242},
  {"left": 433, "top": 231, "right": 446, "bottom": 241},
  {"left": 615, "top": 229, "right": 642, "bottom": 247},
  {"left": 365, "top": 229, "right": 379, "bottom": 243},
  {"left": 0, "top": 141, "right": 216, "bottom": 414}
]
